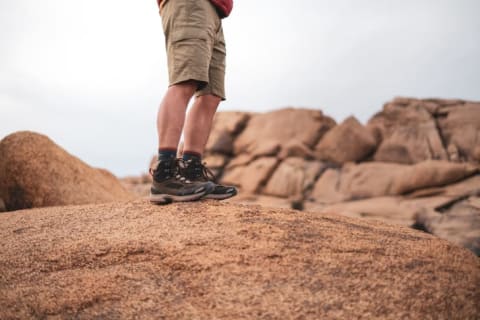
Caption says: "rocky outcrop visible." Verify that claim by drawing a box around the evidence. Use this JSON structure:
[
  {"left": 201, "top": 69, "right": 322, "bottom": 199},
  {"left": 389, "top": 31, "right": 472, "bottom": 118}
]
[
  {"left": 305, "top": 174, "right": 480, "bottom": 250},
  {"left": 221, "top": 157, "right": 278, "bottom": 193},
  {"left": 119, "top": 99, "right": 480, "bottom": 255},
  {"left": 263, "top": 157, "right": 326, "bottom": 199},
  {"left": 436, "top": 102, "right": 480, "bottom": 162},
  {"left": 0, "top": 131, "right": 134, "bottom": 211},
  {"left": 315, "top": 116, "right": 377, "bottom": 164},
  {"left": 368, "top": 98, "right": 449, "bottom": 164},
  {"left": 1, "top": 200, "right": 479, "bottom": 319},
  {"left": 368, "top": 98, "right": 480, "bottom": 164},
  {"left": 205, "top": 111, "right": 250, "bottom": 155},
  {"left": 309, "top": 161, "right": 478, "bottom": 203},
  {"left": 233, "top": 108, "right": 336, "bottom": 159},
  {"left": 414, "top": 194, "right": 480, "bottom": 256},
  {"left": 305, "top": 196, "right": 418, "bottom": 227}
]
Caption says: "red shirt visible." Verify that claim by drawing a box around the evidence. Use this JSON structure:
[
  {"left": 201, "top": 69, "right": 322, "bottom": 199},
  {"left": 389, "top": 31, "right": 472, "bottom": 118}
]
[{"left": 157, "top": 0, "right": 233, "bottom": 18}]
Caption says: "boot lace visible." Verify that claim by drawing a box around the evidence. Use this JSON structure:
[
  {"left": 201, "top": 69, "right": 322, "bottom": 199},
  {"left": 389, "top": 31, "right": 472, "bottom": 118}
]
[
  {"left": 149, "top": 158, "right": 193, "bottom": 184},
  {"left": 184, "top": 159, "right": 217, "bottom": 182}
]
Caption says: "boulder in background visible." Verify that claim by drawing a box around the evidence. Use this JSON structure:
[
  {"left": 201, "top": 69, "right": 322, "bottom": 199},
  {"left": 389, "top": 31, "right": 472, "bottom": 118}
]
[
  {"left": 437, "top": 103, "right": 480, "bottom": 163},
  {"left": 368, "top": 98, "right": 448, "bottom": 164},
  {"left": 415, "top": 195, "right": 480, "bottom": 255},
  {"left": 310, "top": 161, "right": 478, "bottom": 202},
  {"left": 315, "top": 116, "right": 377, "bottom": 164},
  {"left": 263, "top": 157, "right": 326, "bottom": 198},
  {"left": 205, "top": 112, "right": 250, "bottom": 155},
  {"left": 221, "top": 157, "right": 278, "bottom": 193},
  {"left": 234, "top": 108, "right": 336, "bottom": 158},
  {"left": 0, "top": 131, "right": 134, "bottom": 211}
]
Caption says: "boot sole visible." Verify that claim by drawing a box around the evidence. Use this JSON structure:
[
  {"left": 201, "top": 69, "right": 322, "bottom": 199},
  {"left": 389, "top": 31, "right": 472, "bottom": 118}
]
[
  {"left": 149, "top": 182, "right": 215, "bottom": 205},
  {"left": 149, "top": 191, "right": 207, "bottom": 205},
  {"left": 203, "top": 191, "right": 237, "bottom": 200}
]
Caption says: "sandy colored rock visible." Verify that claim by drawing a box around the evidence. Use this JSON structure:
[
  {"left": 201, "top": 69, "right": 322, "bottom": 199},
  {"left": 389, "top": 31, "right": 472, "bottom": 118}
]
[
  {"left": 385, "top": 97, "right": 459, "bottom": 115},
  {"left": 368, "top": 99, "right": 448, "bottom": 164},
  {"left": 203, "top": 153, "right": 229, "bottom": 169},
  {"left": 263, "top": 157, "right": 326, "bottom": 198},
  {"left": 226, "top": 193, "right": 297, "bottom": 210},
  {"left": 307, "top": 197, "right": 412, "bottom": 226},
  {"left": 415, "top": 196, "right": 480, "bottom": 255},
  {"left": 0, "top": 200, "right": 478, "bottom": 319},
  {"left": 120, "top": 174, "right": 152, "bottom": 198},
  {"left": 405, "top": 174, "right": 480, "bottom": 199},
  {"left": 121, "top": 181, "right": 150, "bottom": 198},
  {"left": 205, "top": 112, "right": 250, "bottom": 155},
  {"left": 423, "top": 98, "right": 466, "bottom": 107},
  {"left": 311, "top": 161, "right": 478, "bottom": 202},
  {"left": 315, "top": 116, "right": 377, "bottom": 164},
  {"left": 234, "top": 108, "right": 336, "bottom": 157},
  {"left": 224, "top": 154, "right": 254, "bottom": 170},
  {"left": 308, "top": 168, "right": 346, "bottom": 203},
  {"left": 221, "top": 157, "right": 278, "bottom": 193},
  {"left": 277, "top": 139, "right": 316, "bottom": 160},
  {"left": 437, "top": 103, "right": 480, "bottom": 162},
  {"left": 247, "top": 140, "right": 280, "bottom": 157},
  {"left": 0, "top": 131, "right": 134, "bottom": 211},
  {"left": 306, "top": 195, "right": 454, "bottom": 228},
  {"left": 306, "top": 174, "right": 480, "bottom": 255}
]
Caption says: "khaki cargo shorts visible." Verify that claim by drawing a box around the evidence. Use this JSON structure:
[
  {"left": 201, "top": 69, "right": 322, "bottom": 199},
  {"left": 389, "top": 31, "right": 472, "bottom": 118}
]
[{"left": 160, "top": 0, "right": 226, "bottom": 100}]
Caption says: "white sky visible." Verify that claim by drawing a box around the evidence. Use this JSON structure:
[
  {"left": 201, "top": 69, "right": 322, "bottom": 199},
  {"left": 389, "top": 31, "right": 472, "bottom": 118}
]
[{"left": 1, "top": 0, "right": 479, "bottom": 176}]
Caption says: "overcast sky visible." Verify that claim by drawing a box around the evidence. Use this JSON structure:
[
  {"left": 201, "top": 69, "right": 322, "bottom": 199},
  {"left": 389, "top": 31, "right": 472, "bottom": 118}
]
[{"left": 1, "top": 0, "right": 479, "bottom": 176}]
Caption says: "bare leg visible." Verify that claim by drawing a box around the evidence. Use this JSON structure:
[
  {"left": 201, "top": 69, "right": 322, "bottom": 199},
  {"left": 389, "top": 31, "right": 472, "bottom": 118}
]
[
  {"left": 183, "top": 94, "right": 221, "bottom": 155},
  {"left": 157, "top": 81, "right": 197, "bottom": 149}
]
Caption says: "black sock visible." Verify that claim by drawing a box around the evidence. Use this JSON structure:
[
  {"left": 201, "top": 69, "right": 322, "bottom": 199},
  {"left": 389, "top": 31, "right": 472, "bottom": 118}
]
[
  {"left": 158, "top": 148, "right": 177, "bottom": 160},
  {"left": 182, "top": 150, "right": 201, "bottom": 162}
]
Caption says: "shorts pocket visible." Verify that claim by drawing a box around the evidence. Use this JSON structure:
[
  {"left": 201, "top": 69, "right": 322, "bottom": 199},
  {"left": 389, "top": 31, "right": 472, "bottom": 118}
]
[{"left": 171, "top": 27, "right": 210, "bottom": 43}]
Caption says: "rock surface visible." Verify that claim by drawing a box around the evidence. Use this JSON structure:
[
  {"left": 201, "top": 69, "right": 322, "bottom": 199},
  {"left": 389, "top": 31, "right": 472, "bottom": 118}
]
[
  {"left": 263, "top": 157, "right": 326, "bottom": 198},
  {"left": 310, "top": 161, "right": 478, "bottom": 203},
  {"left": 368, "top": 99, "right": 448, "bottom": 164},
  {"left": 233, "top": 108, "right": 336, "bottom": 157},
  {"left": 0, "top": 131, "right": 134, "bottom": 211},
  {"left": 1, "top": 200, "right": 479, "bottom": 319},
  {"left": 437, "top": 102, "right": 480, "bottom": 162},
  {"left": 415, "top": 195, "right": 480, "bottom": 255},
  {"left": 315, "top": 116, "right": 376, "bottom": 164},
  {"left": 305, "top": 197, "right": 417, "bottom": 227},
  {"left": 221, "top": 157, "right": 279, "bottom": 193},
  {"left": 205, "top": 112, "right": 250, "bottom": 155},
  {"left": 119, "top": 101, "right": 480, "bottom": 255}
]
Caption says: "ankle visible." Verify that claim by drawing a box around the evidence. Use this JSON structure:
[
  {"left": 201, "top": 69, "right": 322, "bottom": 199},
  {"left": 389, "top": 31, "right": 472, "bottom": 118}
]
[
  {"left": 182, "top": 150, "right": 202, "bottom": 162},
  {"left": 158, "top": 148, "right": 177, "bottom": 160},
  {"left": 153, "top": 157, "right": 176, "bottom": 182}
]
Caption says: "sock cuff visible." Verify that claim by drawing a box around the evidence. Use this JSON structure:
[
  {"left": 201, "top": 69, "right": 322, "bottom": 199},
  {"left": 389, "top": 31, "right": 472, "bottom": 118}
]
[
  {"left": 158, "top": 148, "right": 177, "bottom": 160},
  {"left": 182, "top": 150, "right": 202, "bottom": 160}
]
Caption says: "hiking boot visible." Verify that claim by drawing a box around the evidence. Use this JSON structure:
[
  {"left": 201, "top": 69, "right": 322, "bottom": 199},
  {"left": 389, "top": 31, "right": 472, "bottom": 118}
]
[
  {"left": 182, "top": 158, "right": 237, "bottom": 200},
  {"left": 149, "top": 158, "right": 215, "bottom": 204}
]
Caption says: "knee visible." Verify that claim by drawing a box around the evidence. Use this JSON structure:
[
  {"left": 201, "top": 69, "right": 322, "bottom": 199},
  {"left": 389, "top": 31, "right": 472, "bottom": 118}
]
[
  {"left": 168, "top": 80, "right": 198, "bottom": 100},
  {"left": 197, "top": 94, "right": 222, "bottom": 109}
]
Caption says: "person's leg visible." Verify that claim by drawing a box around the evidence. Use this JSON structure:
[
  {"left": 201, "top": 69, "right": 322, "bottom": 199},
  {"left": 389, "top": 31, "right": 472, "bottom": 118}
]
[
  {"left": 157, "top": 81, "right": 197, "bottom": 151},
  {"left": 182, "top": 94, "right": 221, "bottom": 155},
  {"left": 182, "top": 100, "right": 238, "bottom": 199},
  {"left": 179, "top": 18, "right": 237, "bottom": 200},
  {"left": 151, "top": 0, "right": 230, "bottom": 203},
  {"left": 151, "top": 80, "right": 216, "bottom": 204},
  {"left": 182, "top": 95, "right": 238, "bottom": 201}
]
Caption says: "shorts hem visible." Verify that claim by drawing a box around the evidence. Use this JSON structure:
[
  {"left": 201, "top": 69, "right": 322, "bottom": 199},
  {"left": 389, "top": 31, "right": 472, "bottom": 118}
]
[
  {"left": 195, "top": 90, "right": 226, "bottom": 101},
  {"left": 169, "top": 75, "right": 209, "bottom": 87}
]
